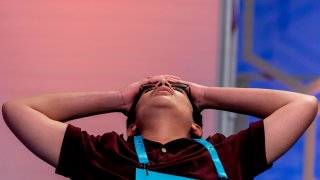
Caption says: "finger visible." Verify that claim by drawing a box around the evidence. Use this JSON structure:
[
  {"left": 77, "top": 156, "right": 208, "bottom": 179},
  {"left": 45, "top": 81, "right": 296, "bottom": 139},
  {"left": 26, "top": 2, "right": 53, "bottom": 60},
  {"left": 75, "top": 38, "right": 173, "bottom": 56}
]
[
  {"left": 139, "top": 78, "right": 152, "bottom": 84},
  {"left": 146, "top": 76, "right": 182, "bottom": 85},
  {"left": 146, "top": 78, "right": 180, "bottom": 84},
  {"left": 176, "top": 79, "right": 191, "bottom": 85},
  {"left": 163, "top": 75, "right": 181, "bottom": 80},
  {"left": 147, "top": 75, "right": 181, "bottom": 80}
]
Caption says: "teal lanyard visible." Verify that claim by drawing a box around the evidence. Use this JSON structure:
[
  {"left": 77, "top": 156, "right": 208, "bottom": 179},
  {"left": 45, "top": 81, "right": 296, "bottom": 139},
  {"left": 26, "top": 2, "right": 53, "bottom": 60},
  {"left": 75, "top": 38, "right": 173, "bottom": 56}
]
[
  {"left": 193, "top": 139, "right": 228, "bottom": 179},
  {"left": 133, "top": 135, "right": 228, "bottom": 179},
  {"left": 134, "top": 136, "right": 149, "bottom": 164}
]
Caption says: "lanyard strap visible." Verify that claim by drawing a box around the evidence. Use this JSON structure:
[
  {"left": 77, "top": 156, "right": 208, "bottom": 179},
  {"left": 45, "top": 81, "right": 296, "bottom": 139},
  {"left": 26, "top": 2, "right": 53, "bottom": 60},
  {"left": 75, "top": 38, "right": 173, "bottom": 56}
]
[
  {"left": 134, "top": 135, "right": 149, "bottom": 165},
  {"left": 134, "top": 136, "right": 228, "bottom": 179},
  {"left": 193, "top": 139, "right": 228, "bottom": 179}
]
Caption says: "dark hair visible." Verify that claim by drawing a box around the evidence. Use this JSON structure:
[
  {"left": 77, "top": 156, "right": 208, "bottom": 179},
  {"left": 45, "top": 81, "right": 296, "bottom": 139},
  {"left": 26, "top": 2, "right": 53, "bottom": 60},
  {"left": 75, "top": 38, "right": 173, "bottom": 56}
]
[{"left": 126, "top": 89, "right": 203, "bottom": 138}]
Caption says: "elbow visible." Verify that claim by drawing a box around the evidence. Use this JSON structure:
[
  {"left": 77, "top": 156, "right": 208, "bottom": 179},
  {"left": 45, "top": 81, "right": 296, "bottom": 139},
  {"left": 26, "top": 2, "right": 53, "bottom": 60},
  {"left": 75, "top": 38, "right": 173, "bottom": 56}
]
[
  {"left": 303, "top": 95, "right": 318, "bottom": 119},
  {"left": 3, "top": 100, "right": 19, "bottom": 111},
  {"left": 306, "top": 95, "right": 318, "bottom": 109},
  {"left": 2, "top": 101, "right": 15, "bottom": 123},
  {"left": 2, "top": 100, "right": 23, "bottom": 124},
  {"left": 2, "top": 101, "right": 13, "bottom": 115}
]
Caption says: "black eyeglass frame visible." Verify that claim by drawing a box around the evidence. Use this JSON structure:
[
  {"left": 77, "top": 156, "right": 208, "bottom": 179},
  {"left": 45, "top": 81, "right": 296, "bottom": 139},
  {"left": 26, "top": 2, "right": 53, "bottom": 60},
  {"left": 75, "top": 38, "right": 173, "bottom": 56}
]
[{"left": 139, "top": 82, "right": 190, "bottom": 95}]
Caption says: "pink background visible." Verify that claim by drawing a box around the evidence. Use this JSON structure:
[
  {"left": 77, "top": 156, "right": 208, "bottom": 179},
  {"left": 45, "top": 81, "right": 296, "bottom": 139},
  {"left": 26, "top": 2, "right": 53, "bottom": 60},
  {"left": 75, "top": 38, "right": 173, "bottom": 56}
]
[{"left": 0, "top": 1, "right": 220, "bottom": 179}]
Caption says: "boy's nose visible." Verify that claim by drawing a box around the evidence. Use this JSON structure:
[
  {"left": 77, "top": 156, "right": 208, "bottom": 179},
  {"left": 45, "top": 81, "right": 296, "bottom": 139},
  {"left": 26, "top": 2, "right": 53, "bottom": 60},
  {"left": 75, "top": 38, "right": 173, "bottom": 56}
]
[{"left": 155, "top": 80, "right": 171, "bottom": 88}]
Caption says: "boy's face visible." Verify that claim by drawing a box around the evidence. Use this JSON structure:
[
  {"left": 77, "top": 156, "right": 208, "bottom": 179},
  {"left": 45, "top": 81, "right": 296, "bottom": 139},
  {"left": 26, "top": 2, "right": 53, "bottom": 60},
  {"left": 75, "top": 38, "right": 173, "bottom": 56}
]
[
  {"left": 134, "top": 80, "right": 194, "bottom": 122},
  {"left": 126, "top": 79, "right": 203, "bottom": 138}
]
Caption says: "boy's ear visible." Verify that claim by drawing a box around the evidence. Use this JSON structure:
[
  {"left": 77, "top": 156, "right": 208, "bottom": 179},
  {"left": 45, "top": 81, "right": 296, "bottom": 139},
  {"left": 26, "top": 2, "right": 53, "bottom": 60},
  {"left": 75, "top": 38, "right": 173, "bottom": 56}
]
[
  {"left": 190, "top": 123, "right": 203, "bottom": 138},
  {"left": 127, "top": 124, "right": 137, "bottom": 136}
]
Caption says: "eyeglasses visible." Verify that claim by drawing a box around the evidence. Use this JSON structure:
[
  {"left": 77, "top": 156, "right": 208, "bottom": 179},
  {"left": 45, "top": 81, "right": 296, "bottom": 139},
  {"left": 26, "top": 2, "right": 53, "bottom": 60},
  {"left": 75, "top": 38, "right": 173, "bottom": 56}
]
[{"left": 140, "top": 82, "right": 190, "bottom": 94}]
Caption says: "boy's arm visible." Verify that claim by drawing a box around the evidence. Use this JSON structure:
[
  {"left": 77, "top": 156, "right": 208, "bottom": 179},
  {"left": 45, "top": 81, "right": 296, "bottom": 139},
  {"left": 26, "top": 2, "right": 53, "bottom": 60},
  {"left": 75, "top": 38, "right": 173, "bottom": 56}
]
[
  {"left": 186, "top": 82, "right": 318, "bottom": 165},
  {"left": 2, "top": 91, "right": 127, "bottom": 167},
  {"left": 1, "top": 75, "right": 182, "bottom": 168}
]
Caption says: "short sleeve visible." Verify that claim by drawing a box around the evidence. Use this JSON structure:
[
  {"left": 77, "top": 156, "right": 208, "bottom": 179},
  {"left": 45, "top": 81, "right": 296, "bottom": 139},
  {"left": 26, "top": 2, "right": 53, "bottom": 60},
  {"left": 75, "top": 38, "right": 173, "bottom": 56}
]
[
  {"left": 55, "top": 124, "right": 110, "bottom": 179},
  {"left": 226, "top": 120, "right": 272, "bottom": 178},
  {"left": 55, "top": 124, "right": 84, "bottom": 178},
  {"left": 55, "top": 124, "right": 138, "bottom": 179}
]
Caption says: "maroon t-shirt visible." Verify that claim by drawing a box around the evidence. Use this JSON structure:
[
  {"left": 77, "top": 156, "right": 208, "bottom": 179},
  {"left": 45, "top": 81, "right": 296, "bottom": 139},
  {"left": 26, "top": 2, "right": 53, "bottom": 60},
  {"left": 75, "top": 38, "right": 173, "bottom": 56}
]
[{"left": 56, "top": 121, "right": 271, "bottom": 180}]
